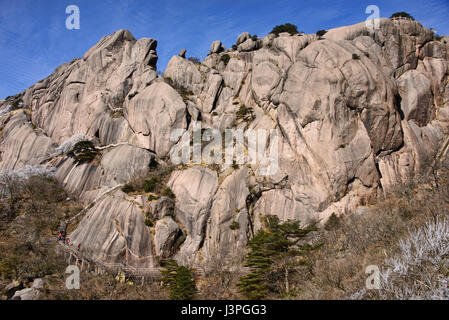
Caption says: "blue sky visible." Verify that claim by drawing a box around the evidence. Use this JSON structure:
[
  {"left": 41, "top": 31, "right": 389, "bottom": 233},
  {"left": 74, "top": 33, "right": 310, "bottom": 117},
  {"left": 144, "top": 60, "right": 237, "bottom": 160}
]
[{"left": 1, "top": 0, "right": 448, "bottom": 98}]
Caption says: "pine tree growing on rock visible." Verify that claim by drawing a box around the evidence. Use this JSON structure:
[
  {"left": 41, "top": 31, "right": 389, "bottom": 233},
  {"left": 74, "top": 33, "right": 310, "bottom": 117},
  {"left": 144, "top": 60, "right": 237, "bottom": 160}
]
[
  {"left": 160, "top": 260, "right": 196, "bottom": 300},
  {"left": 237, "top": 215, "right": 318, "bottom": 299}
]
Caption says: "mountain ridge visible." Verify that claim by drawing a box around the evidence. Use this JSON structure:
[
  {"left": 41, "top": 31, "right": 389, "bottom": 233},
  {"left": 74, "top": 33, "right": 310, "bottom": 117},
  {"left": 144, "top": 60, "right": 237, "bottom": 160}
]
[{"left": 0, "top": 17, "right": 448, "bottom": 274}]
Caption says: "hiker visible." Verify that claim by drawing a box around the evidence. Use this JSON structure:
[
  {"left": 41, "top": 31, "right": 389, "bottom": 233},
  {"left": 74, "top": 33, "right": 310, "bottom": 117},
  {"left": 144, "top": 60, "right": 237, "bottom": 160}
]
[
  {"left": 58, "top": 233, "right": 62, "bottom": 241},
  {"left": 66, "top": 238, "right": 70, "bottom": 245},
  {"left": 78, "top": 243, "right": 81, "bottom": 251}
]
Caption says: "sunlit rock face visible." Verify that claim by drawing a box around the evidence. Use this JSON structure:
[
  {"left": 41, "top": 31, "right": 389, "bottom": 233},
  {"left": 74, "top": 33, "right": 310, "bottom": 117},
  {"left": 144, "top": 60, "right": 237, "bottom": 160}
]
[{"left": 0, "top": 18, "right": 448, "bottom": 271}]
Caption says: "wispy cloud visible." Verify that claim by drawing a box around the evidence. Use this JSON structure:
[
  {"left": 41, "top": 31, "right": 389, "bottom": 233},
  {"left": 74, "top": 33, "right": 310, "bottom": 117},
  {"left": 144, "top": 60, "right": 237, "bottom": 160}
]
[{"left": 0, "top": 0, "right": 448, "bottom": 98}]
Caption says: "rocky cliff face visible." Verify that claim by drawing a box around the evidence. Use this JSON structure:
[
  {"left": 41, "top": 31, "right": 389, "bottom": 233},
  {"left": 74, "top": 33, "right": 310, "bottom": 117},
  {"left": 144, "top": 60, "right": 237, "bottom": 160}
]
[{"left": 1, "top": 18, "right": 448, "bottom": 272}]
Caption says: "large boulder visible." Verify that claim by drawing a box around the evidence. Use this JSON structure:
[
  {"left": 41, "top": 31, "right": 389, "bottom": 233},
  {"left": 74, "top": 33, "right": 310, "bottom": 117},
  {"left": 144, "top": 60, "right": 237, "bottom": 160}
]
[
  {"left": 251, "top": 61, "right": 282, "bottom": 103},
  {"left": 167, "top": 167, "right": 218, "bottom": 264},
  {"left": 199, "top": 72, "right": 223, "bottom": 113},
  {"left": 210, "top": 40, "right": 224, "bottom": 54},
  {"left": 0, "top": 111, "right": 56, "bottom": 170},
  {"left": 32, "top": 279, "right": 45, "bottom": 290},
  {"left": 397, "top": 70, "right": 434, "bottom": 126},
  {"left": 164, "top": 55, "right": 203, "bottom": 94},
  {"left": 4, "top": 280, "right": 23, "bottom": 299},
  {"left": 179, "top": 49, "right": 187, "bottom": 58},
  {"left": 69, "top": 190, "right": 155, "bottom": 271},
  {"left": 237, "top": 38, "right": 260, "bottom": 52},
  {"left": 27, "top": 29, "right": 159, "bottom": 145},
  {"left": 11, "top": 279, "right": 45, "bottom": 300},
  {"left": 236, "top": 32, "right": 250, "bottom": 45},
  {"left": 202, "top": 168, "right": 249, "bottom": 266},
  {"left": 222, "top": 58, "right": 246, "bottom": 92},
  {"left": 100, "top": 145, "right": 154, "bottom": 185},
  {"left": 125, "top": 81, "right": 187, "bottom": 157},
  {"left": 149, "top": 197, "right": 176, "bottom": 220},
  {"left": 325, "top": 18, "right": 434, "bottom": 77},
  {"left": 154, "top": 217, "right": 182, "bottom": 258},
  {"left": 280, "top": 39, "right": 403, "bottom": 154},
  {"left": 12, "top": 286, "right": 41, "bottom": 300}
]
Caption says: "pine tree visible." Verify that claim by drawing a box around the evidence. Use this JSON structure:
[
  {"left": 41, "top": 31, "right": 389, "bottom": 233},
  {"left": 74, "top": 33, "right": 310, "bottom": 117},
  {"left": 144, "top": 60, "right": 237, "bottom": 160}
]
[
  {"left": 237, "top": 215, "right": 318, "bottom": 299},
  {"left": 160, "top": 260, "right": 196, "bottom": 300},
  {"left": 270, "top": 23, "right": 299, "bottom": 36},
  {"left": 67, "top": 141, "right": 98, "bottom": 164}
]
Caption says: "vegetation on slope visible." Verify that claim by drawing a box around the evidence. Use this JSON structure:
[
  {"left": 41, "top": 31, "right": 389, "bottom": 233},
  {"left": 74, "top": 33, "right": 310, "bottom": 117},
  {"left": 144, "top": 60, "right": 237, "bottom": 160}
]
[
  {"left": 237, "top": 216, "right": 318, "bottom": 299},
  {"left": 390, "top": 12, "right": 415, "bottom": 20},
  {"left": 0, "top": 173, "right": 170, "bottom": 300},
  {"left": 1, "top": 163, "right": 448, "bottom": 300},
  {"left": 270, "top": 23, "right": 299, "bottom": 36},
  {"left": 160, "top": 260, "right": 196, "bottom": 300}
]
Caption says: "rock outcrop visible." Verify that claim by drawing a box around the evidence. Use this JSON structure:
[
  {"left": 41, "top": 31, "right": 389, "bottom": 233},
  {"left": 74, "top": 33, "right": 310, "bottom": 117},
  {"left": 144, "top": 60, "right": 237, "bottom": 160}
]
[
  {"left": 1, "top": 18, "right": 448, "bottom": 272},
  {"left": 11, "top": 279, "right": 45, "bottom": 300},
  {"left": 210, "top": 40, "right": 224, "bottom": 54},
  {"left": 179, "top": 49, "right": 187, "bottom": 58}
]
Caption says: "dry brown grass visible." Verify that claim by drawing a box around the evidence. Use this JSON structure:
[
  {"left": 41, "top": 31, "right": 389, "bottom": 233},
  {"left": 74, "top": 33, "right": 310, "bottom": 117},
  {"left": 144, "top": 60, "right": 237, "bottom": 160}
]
[
  {"left": 41, "top": 273, "right": 168, "bottom": 300},
  {"left": 195, "top": 253, "right": 247, "bottom": 300},
  {"left": 0, "top": 177, "right": 82, "bottom": 290},
  {"left": 0, "top": 175, "right": 169, "bottom": 300},
  {"left": 2, "top": 166, "right": 449, "bottom": 300},
  {"left": 288, "top": 171, "right": 449, "bottom": 300}
]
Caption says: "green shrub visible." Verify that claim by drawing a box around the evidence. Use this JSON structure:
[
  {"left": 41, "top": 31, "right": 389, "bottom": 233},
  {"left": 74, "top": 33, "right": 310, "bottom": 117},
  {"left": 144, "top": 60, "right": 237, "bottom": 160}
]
[
  {"left": 352, "top": 53, "right": 360, "bottom": 60},
  {"left": 128, "top": 91, "right": 139, "bottom": 100},
  {"left": 10, "top": 98, "right": 23, "bottom": 111},
  {"left": 121, "top": 184, "right": 135, "bottom": 194},
  {"left": 230, "top": 221, "right": 240, "bottom": 230},
  {"left": 142, "top": 212, "right": 153, "bottom": 227},
  {"left": 67, "top": 141, "right": 98, "bottom": 164},
  {"left": 232, "top": 44, "right": 238, "bottom": 50},
  {"left": 110, "top": 109, "right": 124, "bottom": 118},
  {"left": 165, "top": 76, "right": 173, "bottom": 85},
  {"left": 163, "top": 187, "right": 176, "bottom": 199},
  {"left": 316, "top": 30, "right": 327, "bottom": 38},
  {"left": 390, "top": 12, "right": 414, "bottom": 20},
  {"left": 188, "top": 57, "right": 200, "bottom": 64},
  {"left": 324, "top": 213, "right": 341, "bottom": 231},
  {"left": 271, "top": 23, "right": 299, "bottom": 36},
  {"left": 236, "top": 104, "right": 254, "bottom": 121},
  {"left": 144, "top": 218, "right": 154, "bottom": 227},
  {"left": 160, "top": 260, "right": 196, "bottom": 300},
  {"left": 165, "top": 77, "right": 193, "bottom": 100},
  {"left": 148, "top": 194, "right": 160, "bottom": 201},
  {"left": 434, "top": 34, "right": 443, "bottom": 41},
  {"left": 143, "top": 176, "right": 160, "bottom": 193},
  {"left": 149, "top": 158, "right": 159, "bottom": 170},
  {"left": 237, "top": 215, "right": 318, "bottom": 299},
  {"left": 220, "top": 54, "right": 231, "bottom": 66}
]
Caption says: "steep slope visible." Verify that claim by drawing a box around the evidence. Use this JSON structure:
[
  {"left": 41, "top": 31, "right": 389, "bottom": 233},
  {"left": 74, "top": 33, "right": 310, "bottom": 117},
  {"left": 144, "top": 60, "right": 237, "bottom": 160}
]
[{"left": 0, "top": 17, "right": 448, "bottom": 273}]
